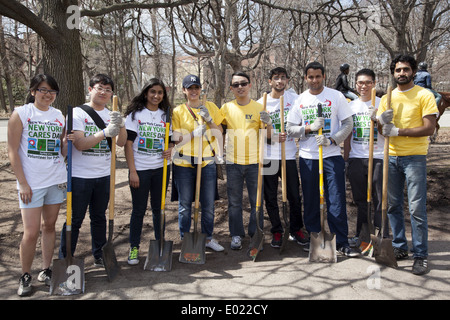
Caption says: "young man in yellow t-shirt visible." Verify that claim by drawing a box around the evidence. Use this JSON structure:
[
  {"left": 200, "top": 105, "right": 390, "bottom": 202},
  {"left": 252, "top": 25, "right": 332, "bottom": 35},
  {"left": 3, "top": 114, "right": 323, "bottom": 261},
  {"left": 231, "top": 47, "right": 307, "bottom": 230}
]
[
  {"left": 220, "top": 71, "right": 272, "bottom": 250},
  {"left": 377, "top": 55, "right": 438, "bottom": 275}
]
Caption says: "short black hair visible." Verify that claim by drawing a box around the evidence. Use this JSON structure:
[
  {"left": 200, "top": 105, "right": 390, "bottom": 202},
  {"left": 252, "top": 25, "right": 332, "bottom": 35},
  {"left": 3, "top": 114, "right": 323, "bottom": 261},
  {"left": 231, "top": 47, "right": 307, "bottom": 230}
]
[
  {"left": 269, "top": 67, "right": 289, "bottom": 80},
  {"left": 304, "top": 62, "right": 325, "bottom": 76},
  {"left": 390, "top": 54, "right": 417, "bottom": 75},
  {"left": 89, "top": 74, "right": 115, "bottom": 91},
  {"left": 230, "top": 71, "right": 250, "bottom": 85},
  {"left": 355, "top": 68, "right": 376, "bottom": 81}
]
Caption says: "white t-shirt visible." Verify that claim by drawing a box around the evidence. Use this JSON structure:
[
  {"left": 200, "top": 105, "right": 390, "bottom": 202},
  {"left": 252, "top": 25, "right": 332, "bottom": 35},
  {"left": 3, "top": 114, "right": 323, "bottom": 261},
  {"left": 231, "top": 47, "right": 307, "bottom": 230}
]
[
  {"left": 287, "top": 87, "right": 354, "bottom": 159},
  {"left": 348, "top": 97, "right": 384, "bottom": 160},
  {"left": 257, "top": 90, "right": 299, "bottom": 160},
  {"left": 71, "top": 105, "right": 111, "bottom": 178},
  {"left": 125, "top": 108, "right": 172, "bottom": 171},
  {"left": 15, "top": 103, "right": 67, "bottom": 189}
]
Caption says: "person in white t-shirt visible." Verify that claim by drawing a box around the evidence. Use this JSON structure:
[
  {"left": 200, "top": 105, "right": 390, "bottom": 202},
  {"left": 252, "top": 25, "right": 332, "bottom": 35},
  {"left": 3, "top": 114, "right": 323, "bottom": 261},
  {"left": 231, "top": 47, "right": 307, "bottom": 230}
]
[
  {"left": 286, "top": 62, "right": 359, "bottom": 257},
  {"left": 8, "top": 74, "right": 68, "bottom": 296},
  {"left": 256, "top": 67, "right": 307, "bottom": 248},
  {"left": 58, "top": 74, "right": 127, "bottom": 267},
  {"left": 123, "top": 78, "right": 174, "bottom": 265},
  {"left": 343, "top": 68, "right": 388, "bottom": 246}
]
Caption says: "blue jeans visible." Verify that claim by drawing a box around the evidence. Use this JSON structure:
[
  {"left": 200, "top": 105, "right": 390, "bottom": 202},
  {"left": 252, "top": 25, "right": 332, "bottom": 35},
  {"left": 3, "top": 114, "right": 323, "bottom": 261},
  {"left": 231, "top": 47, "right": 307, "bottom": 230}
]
[
  {"left": 173, "top": 163, "right": 216, "bottom": 239},
  {"left": 299, "top": 156, "right": 349, "bottom": 247},
  {"left": 59, "top": 176, "right": 109, "bottom": 259},
  {"left": 129, "top": 167, "right": 170, "bottom": 248},
  {"left": 387, "top": 155, "right": 428, "bottom": 258},
  {"left": 226, "top": 163, "right": 263, "bottom": 238}
]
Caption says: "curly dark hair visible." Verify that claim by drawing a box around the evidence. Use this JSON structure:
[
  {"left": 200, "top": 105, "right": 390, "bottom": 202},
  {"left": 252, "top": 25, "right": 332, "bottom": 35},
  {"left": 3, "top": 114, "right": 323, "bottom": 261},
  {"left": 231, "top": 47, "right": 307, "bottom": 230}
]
[{"left": 390, "top": 54, "right": 418, "bottom": 75}]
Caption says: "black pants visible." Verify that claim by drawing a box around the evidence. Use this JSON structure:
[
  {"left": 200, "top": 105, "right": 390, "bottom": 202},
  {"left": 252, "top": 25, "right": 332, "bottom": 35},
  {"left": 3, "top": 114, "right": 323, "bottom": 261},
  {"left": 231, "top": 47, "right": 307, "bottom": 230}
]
[{"left": 263, "top": 159, "right": 304, "bottom": 234}]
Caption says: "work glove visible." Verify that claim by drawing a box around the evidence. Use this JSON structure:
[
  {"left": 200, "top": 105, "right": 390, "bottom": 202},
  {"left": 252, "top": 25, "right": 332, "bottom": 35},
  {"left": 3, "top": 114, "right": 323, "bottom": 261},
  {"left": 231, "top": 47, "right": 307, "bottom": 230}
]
[
  {"left": 309, "top": 117, "right": 324, "bottom": 131},
  {"left": 198, "top": 105, "right": 212, "bottom": 123},
  {"left": 260, "top": 111, "right": 272, "bottom": 125},
  {"left": 192, "top": 124, "right": 207, "bottom": 137},
  {"left": 103, "top": 123, "right": 120, "bottom": 138},
  {"left": 378, "top": 109, "right": 393, "bottom": 125},
  {"left": 382, "top": 123, "right": 399, "bottom": 137},
  {"left": 367, "top": 106, "right": 378, "bottom": 123},
  {"left": 286, "top": 124, "right": 304, "bottom": 139},
  {"left": 315, "top": 134, "right": 331, "bottom": 147},
  {"left": 216, "top": 156, "right": 225, "bottom": 165},
  {"left": 109, "top": 111, "right": 125, "bottom": 128}
]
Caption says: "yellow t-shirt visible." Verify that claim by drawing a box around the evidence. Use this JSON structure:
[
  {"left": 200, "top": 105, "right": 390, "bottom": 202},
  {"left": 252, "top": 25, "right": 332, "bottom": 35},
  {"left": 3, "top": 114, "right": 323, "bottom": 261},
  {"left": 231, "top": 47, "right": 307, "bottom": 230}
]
[
  {"left": 172, "top": 101, "right": 224, "bottom": 167},
  {"left": 220, "top": 99, "right": 264, "bottom": 165},
  {"left": 377, "top": 85, "right": 438, "bottom": 156}
]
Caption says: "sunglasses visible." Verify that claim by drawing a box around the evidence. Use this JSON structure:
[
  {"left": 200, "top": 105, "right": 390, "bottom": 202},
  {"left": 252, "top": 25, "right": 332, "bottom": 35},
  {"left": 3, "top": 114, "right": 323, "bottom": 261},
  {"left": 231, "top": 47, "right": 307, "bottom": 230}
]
[{"left": 231, "top": 82, "right": 249, "bottom": 88}]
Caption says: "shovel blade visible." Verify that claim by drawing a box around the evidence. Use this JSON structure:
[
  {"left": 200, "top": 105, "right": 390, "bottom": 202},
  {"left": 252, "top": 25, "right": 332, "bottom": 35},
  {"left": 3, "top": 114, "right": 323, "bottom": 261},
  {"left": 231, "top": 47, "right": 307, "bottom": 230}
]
[
  {"left": 248, "top": 229, "right": 264, "bottom": 261},
  {"left": 179, "top": 232, "right": 206, "bottom": 264},
  {"left": 279, "top": 203, "right": 290, "bottom": 254},
  {"left": 50, "top": 257, "right": 85, "bottom": 295},
  {"left": 144, "top": 239, "right": 173, "bottom": 271},
  {"left": 371, "top": 235, "right": 398, "bottom": 268},
  {"left": 356, "top": 223, "right": 373, "bottom": 255},
  {"left": 309, "top": 231, "right": 337, "bottom": 263},
  {"left": 102, "top": 241, "right": 120, "bottom": 281}
]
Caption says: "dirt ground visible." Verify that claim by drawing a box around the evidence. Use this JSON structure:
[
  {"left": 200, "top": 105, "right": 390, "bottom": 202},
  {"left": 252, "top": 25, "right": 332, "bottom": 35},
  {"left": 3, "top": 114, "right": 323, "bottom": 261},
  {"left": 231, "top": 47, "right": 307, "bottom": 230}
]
[{"left": 0, "top": 129, "right": 449, "bottom": 304}]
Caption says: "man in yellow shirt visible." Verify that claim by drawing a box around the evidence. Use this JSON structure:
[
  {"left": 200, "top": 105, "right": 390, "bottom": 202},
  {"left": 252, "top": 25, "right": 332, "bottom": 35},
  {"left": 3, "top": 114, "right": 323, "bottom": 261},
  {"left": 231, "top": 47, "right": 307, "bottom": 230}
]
[
  {"left": 377, "top": 55, "right": 438, "bottom": 275},
  {"left": 220, "top": 71, "right": 271, "bottom": 250}
]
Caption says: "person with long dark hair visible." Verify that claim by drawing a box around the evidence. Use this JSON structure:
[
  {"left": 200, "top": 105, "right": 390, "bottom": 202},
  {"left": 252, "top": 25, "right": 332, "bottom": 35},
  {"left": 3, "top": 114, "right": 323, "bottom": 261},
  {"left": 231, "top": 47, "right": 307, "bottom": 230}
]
[
  {"left": 124, "top": 78, "right": 174, "bottom": 265},
  {"left": 8, "top": 74, "right": 68, "bottom": 296}
]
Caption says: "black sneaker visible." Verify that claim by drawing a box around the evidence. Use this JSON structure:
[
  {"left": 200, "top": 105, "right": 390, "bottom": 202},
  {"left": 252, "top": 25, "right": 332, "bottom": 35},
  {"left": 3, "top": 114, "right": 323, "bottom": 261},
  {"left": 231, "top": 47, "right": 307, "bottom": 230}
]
[
  {"left": 393, "top": 247, "right": 409, "bottom": 260},
  {"left": 37, "top": 268, "right": 52, "bottom": 286},
  {"left": 337, "top": 246, "right": 360, "bottom": 258},
  {"left": 17, "top": 273, "right": 32, "bottom": 297},
  {"left": 94, "top": 257, "right": 104, "bottom": 267},
  {"left": 271, "top": 232, "right": 282, "bottom": 248},
  {"left": 412, "top": 258, "right": 429, "bottom": 275}
]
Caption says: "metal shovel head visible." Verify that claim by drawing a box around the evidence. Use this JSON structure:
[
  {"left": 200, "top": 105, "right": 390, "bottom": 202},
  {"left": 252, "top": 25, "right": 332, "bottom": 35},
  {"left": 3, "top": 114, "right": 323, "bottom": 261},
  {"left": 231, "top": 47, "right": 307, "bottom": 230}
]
[
  {"left": 102, "top": 240, "right": 120, "bottom": 282},
  {"left": 247, "top": 207, "right": 264, "bottom": 261},
  {"left": 279, "top": 203, "right": 290, "bottom": 254},
  {"left": 356, "top": 223, "right": 373, "bottom": 255},
  {"left": 371, "top": 234, "right": 398, "bottom": 268},
  {"left": 50, "top": 256, "right": 85, "bottom": 295},
  {"left": 309, "top": 231, "right": 337, "bottom": 263},
  {"left": 145, "top": 239, "right": 173, "bottom": 271},
  {"left": 179, "top": 232, "right": 206, "bottom": 264}
]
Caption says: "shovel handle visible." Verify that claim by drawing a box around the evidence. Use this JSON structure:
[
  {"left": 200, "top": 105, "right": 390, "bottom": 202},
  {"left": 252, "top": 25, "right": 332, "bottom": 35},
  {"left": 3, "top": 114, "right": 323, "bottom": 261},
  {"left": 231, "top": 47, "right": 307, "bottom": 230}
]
[
  {"left": 256, "top": 93, "right": 267, "bottom": 208},
  {"left": 109, "top": 96, "right": 118, "bottom": 220},
  {"left": 317, "top": 103, "right": 325, "bottom": 230},
  {"left": 280, "top": 95, "right": 287, "bottom": 202},
  {"left": 381, "top": 86, "right": 392, "bottom": 230},
  {"left": 367, "top": 88, "right": 376, "bottom": 203},
  {"left": 66, "top": 105, "right": 73, "bottom": 228},
  {"left": 193, "top": 95, "right": 206, "bottom": 231}
]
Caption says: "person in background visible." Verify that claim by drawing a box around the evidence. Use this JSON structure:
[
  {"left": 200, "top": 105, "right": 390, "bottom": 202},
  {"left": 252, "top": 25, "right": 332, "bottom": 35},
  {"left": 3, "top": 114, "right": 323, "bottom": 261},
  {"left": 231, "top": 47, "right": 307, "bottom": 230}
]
[
  {"left": 335, "top": 63, "right": 358, "bottom": 101},
  {"left": 414, "top": 62, "right": 442, "bottom": 107}
]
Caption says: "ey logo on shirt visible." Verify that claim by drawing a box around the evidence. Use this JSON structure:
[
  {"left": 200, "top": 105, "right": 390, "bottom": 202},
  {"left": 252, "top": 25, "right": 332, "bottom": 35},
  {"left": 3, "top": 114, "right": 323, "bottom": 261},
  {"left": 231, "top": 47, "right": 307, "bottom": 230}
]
[{"left": 245, "top": 114, "right": 253, "bottom": 120}]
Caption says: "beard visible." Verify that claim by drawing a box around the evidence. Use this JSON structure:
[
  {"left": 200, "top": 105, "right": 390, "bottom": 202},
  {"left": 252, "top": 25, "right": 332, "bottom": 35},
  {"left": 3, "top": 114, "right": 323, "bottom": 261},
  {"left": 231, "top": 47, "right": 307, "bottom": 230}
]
[{"left": 395, "top": 74, "right": 414, "bottom": 85}]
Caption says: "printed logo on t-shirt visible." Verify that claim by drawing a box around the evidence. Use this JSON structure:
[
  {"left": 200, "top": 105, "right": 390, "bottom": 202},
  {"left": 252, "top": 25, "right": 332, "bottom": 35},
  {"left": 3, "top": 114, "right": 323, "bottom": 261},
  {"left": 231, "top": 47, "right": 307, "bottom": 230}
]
[
  {"left": 26, "top": 119, "right": 63, "bottom": 160},
  {"left": 82, "top": 119, "right": 110, "bottom": 155},
  {"left": 352, "top": 111, "right": 378, "bottom": 144},
  {"left": 303, "top": 102, "right": 331, "bottom": 137},
  {"left": 137, "top": 121, "right": 166, "bottom": 155}
]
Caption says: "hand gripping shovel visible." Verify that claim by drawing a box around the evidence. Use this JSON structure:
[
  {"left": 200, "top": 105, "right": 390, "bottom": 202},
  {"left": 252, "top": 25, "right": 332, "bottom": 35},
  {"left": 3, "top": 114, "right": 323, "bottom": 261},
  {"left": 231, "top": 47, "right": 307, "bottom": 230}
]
[
  {"left": 370, "top": 86, "right": 398, "bottom": 268},
  {"left": 279, "top": 95, "right": 290, "bottom": 254},
  {"left": 102, "top": 96, "right": 120, "bottom": 281},
  {"left": 309, "top": 103, "right": 337, "bottom": 263},
  {"left": 50, "top": 105, "right": 85, "bottom": 295},
  {"left": 144, "top": 109, "right": 173, "bottom": 271},
  {"left": 357, "top": 88, "right": 377, "bottom": 255},
  {"left": 179, "top": 95, "right": 207, "bottom": 264},
  {"left": 248, "top": 92, "right": 267, "bottom": 261}
]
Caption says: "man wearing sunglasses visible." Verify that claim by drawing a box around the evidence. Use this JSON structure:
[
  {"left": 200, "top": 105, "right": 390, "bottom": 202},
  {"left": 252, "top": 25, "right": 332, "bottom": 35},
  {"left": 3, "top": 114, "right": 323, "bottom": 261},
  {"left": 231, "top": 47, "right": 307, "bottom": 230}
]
[{"left": 220, "top": 71, "right": 272, "bottom": 250}]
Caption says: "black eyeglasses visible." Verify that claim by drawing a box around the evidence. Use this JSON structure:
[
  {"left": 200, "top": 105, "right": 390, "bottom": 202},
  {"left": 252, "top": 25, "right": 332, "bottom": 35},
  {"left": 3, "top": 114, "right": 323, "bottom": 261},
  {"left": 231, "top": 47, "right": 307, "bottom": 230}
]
[
  {"left": 36, "top": 88, "right": 59, "bottom": 95},
  {"left": 231, "top": 82, "right": 249, "bottom": 88}
]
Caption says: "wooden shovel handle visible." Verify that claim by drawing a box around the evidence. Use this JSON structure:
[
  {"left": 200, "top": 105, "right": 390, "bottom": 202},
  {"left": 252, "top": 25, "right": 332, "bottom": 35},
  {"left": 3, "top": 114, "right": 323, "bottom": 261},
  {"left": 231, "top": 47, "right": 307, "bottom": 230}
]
[
  {"left": 280, "top": 95, "right": 287, "bottom": 202},
  {"left": 256, "top": 93, "right": 267, "bottom": 208},
  {"left": 367, "top": 88, "right": 376, "bottom": 203},
  {"left": 381, "top": 86, "right": 392, "bottom": 227}
]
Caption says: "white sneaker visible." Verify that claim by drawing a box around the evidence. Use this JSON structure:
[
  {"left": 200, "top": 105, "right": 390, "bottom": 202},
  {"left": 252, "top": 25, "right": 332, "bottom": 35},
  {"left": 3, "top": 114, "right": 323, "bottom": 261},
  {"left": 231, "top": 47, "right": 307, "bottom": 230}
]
[
  {"left": 231, "top": 236, "right": 242, "bottom": 250},
  {"left": 206, "top": 238, "right": 224, "bottom": 252}
]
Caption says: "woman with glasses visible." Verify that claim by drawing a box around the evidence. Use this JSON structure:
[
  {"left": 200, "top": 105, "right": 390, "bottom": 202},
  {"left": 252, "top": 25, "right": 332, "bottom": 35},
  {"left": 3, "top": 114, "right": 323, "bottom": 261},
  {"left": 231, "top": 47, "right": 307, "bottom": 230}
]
[
  {"left": 123, "top": 78, "right": 174, "bottom": 265},
  {"left": 171, "top": 74, "right": 225, "bottom": 252},
  {"left": 8, "top": 74, "right": 68, "bottom": 296}
]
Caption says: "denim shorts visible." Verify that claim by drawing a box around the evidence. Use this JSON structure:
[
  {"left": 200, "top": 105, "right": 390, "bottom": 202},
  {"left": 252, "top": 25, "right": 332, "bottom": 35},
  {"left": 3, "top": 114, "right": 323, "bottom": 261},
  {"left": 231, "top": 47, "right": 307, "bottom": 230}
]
[{"left": 19, "top": 184, "right": 66, "bottom": 209}]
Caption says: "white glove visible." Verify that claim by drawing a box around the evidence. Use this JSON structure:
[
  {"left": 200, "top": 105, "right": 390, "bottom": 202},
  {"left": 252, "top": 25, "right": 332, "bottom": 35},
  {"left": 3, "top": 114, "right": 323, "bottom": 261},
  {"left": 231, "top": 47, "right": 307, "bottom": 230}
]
[
  {"left": 315, "top": 135, "right": 331, "bottom": 147},
  {"left": 286, "top": 125, "right": 305, "bottom": 139},
  {"left": 192, "top": 124, "right": 207, "bottom": 137},
  {"left": 216, "top": 156, "right": 225, "bottom": 165},
  {"left": 260, "top": 111, "right": 272, "bottom": 125},
  {"left": 367, "top": 106, "right": 378, "bottom": 123},
  {"left": 109, "top": 111, "right": 125, "bottom": 128},
  {"left": 103, "top": 123, "right": 120, "bottom": 138},
  {"left": 309, "top": 117, "right": 324, "bottom": 131},
  {"left": 382, "top": 123, "right": 399, "bottom": 137},
  {"left": 378, "top": 109, "right": 393, "bottom": 125},
  {"left": 198, "top": 105, "right": 212, "bottom": 123}
]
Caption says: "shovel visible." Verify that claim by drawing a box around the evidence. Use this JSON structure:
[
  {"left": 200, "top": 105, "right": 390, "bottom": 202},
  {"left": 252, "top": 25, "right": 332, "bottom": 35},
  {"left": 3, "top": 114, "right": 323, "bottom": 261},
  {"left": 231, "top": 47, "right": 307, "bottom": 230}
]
[
  {"left": 309, "top": 103, "right": 337, "bottom": 263},
  {"left": 279, "top": 95, "right": 290, "bottom": 254},
  {"left": 102, "top": 96, "right": 120, "bottom": 281},
  {"left": 179, "top": 96, "right": 207, "bottom": 264},
  {"left": 357, "top": 88, "right": 377, "bottom": 255},
  {"left": 50, "top": 105, "right": 85, "bottom": 295},
  {"left": 248, "top": 92, "right": 267, "bottom": 261},
  {"left": 371, "top": 86, "right": 398, "bottom": 268},
  {"left": 144, "top": 110, "right": 173, "bottom": 271}
]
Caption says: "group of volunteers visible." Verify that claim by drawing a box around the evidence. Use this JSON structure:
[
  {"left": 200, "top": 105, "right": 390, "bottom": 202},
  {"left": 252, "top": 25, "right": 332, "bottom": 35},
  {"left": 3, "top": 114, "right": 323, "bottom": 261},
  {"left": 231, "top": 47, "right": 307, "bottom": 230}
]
[{"left": 8, "top": 54, "right": 438, "bottom": 297}]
